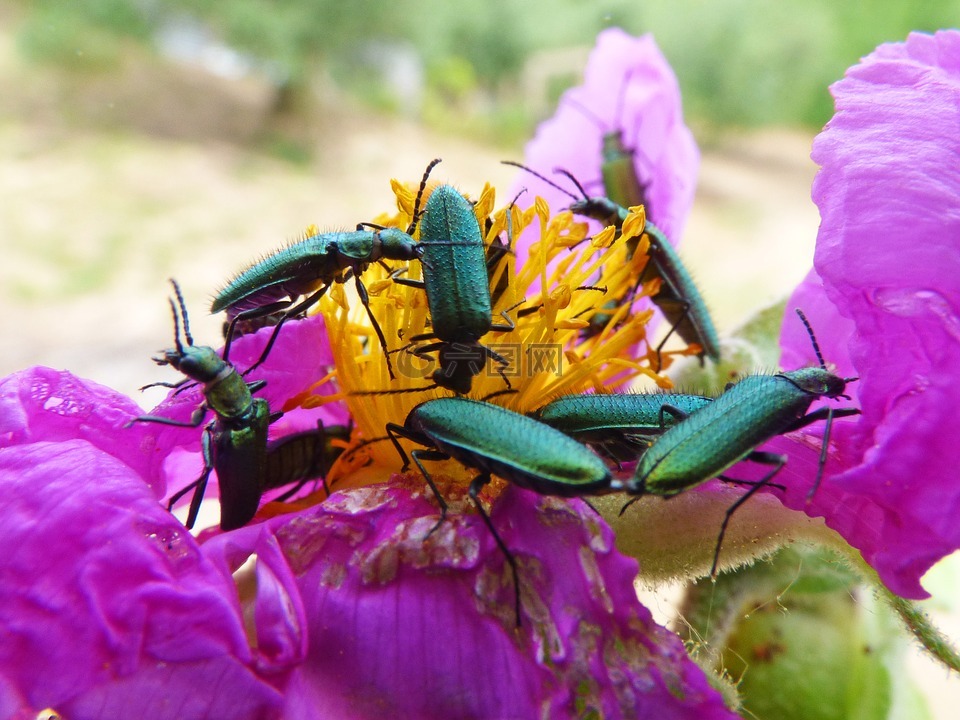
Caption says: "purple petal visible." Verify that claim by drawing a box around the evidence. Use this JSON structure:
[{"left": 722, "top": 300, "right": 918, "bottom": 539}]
[
  {"left": 233, "top": 480, "right": 735, "bottom": 719},
  {"left": 782, "top": 30, "right": 960, "bottom": 597},
  {"left": 513, "top": 28, "right": 699, "bottom": 246},
  {"left": 201, "top": 526, "right": 308, "bottom": 672},
  {"left": 0, "top": 367, "right": 161, "bottom": 488},
  {"left": 0, "top": 440, "right": 285, "bottom": 719}
]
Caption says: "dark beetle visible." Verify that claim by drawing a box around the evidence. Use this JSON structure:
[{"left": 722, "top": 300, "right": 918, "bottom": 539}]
[
  {"left": 130, "top": 280, "right": 348, "bottom": 529},
  {"left": 263, "top": 421, "right": 351, "bottom": 502}
]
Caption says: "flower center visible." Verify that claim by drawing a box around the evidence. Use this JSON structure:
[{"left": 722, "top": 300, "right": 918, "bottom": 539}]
[{"left": 283, "top": 177, "right": 693, "bottom": 498}]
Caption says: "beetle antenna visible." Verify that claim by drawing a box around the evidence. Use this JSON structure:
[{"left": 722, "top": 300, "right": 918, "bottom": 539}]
[
  {"left": 563, "top": 96, "right": 607, "bottom": 132},
  {"left": 170, "top": 279, "right": 193, "bottom": 348},
  {"left": 613, "top": 68, "right": 636, "bottom": 131},
  {"left": 552, "top": 168, "right": 590, "bottom": 200},
  {"left": 408, "top": 158, "right": 442, "bottom": 233},
  {"left": 501, "top": 161, "right": 579, "bottom": 202},
  {"left": 795, "top": 308, "right": 825, "bottom": 369},
  {"left": 166, "top": 297, "right": 183, "bottom": 356}
]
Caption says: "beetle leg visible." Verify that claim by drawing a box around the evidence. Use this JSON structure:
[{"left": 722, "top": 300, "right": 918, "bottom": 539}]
[
  {"left": 166, "top": 423, "right": 216, "bottom": 530},
  {"left": 711, "top": 451, "right": 786, "bottom": 577},
  {"left": 410, "top": 448, "right": 451, "bottom": 536},
  {"left": 468, "top": 473, "right": 521, "bottom": 628},
  {"left": 241, "top": 285, "right": 332, "bottom": 374},
  {"left": 353, "top": 272, "right": 396, "bottom": 379}
]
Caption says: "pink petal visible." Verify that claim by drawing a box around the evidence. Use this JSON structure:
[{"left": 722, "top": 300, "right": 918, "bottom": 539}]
[
  {"left": 513, "top": 28, "right": 699, "bottom": 246},
  {"left": 232, "top": 480, "right": 736, "bottom": 719},
  {"left": 0, "top": 440, "right": 285, "bottom": 719},
  {"left": 0, "top": 367, "right": 162, "bottom": 489},
  {"left": 782, "top": 30, "right": 960, "bottom": 597}
]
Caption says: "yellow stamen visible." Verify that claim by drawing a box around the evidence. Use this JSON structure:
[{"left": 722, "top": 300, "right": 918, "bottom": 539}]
[{"left": 272, "top": 174, "right": 685, "bottom": 510}]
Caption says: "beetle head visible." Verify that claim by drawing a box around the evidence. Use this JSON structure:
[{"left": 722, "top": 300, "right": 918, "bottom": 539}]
[
  {"left": 379, "top": 228, "right": 420, "bottom": 261},
  {"left": 783, "top": 367, "right": 849, "bottom": 399}
]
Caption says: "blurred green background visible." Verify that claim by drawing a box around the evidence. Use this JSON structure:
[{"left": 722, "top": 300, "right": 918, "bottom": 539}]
[{"left": 9, "top": 0, "right": 957, "bottom": 144}]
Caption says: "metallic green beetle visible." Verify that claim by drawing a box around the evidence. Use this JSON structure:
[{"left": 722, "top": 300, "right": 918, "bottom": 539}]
[
  {"left": 503, "top": 161, "right": 719, "bottom": 367},
  {"left": 622, "top": 310, "right": 860, "bottom": 575},
  {"left": 392, "top": 183, "right": 516, "bottom": 394},
  {"left": 212, "top": 161, "right": 443, "bottom": 378},
  {"left": 532, "top": 391, "right": 713, "bottom": 464}
]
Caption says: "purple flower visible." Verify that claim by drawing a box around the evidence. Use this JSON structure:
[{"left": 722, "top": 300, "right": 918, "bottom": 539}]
[
  {"left": 512, "top": 26, "right": 960, "bottom": 606},
  {"left": 775, "top": 30, "right": 960, "bottom": 598},
  {"left": 514, "top": 28, "right": 699, "bottom": 244},
  {"left": 13, "top": 24, "right": 957, "bottom": 717},
  {"left": 0, "top": 311, "right": 732, "bottom": 716}
]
